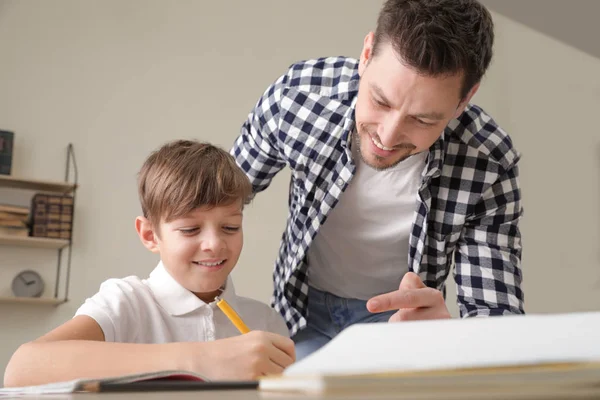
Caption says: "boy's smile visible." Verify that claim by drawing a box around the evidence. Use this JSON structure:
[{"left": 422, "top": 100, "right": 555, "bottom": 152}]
[{"left": 193, "top": 259, "right": 226, "bottom": 268}]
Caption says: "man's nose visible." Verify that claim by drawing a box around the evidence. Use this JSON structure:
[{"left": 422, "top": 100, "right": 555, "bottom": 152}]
[{"left": 377, "top": 113, "right": 405, "bottom": 147}]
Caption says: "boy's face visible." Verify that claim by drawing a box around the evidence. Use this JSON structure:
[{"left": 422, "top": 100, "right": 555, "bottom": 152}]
[{"left": 136, "top": 201, "right": 244, "bottom": 303}]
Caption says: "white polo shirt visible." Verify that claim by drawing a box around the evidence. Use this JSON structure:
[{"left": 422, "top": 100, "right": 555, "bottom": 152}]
[{"left": 75, "top": 262, "right": 289, "bottom": 343}]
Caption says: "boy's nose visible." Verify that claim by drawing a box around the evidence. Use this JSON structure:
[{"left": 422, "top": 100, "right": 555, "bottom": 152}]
[{"left": 199, "top": 232, "right": 226, "bottom": 252}]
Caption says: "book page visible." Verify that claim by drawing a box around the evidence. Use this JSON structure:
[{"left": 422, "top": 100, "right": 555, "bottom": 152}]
[{"left": 284, "top": 312, "right": 600, "bottom": 377}]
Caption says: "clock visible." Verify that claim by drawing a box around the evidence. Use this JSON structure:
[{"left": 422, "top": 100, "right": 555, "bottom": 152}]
[{"left": 11, "top": 270, "right": 45, "bottom": 298}]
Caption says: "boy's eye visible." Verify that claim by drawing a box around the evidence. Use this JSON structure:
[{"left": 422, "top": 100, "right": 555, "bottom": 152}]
[
  {"left": 179, "top": 228, "right": 199, "bottom": 235},
  {"left": 223, "top": 226, "right": 240, "bottom": 233}
]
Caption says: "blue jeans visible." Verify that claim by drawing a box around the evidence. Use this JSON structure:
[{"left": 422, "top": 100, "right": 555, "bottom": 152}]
[{"left": 291, "top": 286, "right": 396, "bottom": 361}]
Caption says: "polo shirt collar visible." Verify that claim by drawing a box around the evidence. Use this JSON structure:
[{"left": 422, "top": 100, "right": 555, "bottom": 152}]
[{"left": 146, "top": 261, "right": 237, "bottom": 316}]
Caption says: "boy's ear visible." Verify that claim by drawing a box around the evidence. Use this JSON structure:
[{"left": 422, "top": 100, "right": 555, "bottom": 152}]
[{"left": 135, "top": 216, "right": 160, "bottom": 253}]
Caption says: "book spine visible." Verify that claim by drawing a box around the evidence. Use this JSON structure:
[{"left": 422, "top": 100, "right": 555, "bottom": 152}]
[
  {"left": 0, "top": 130, "right": 14, "bottom": 175},
  {"left": 30, "top": 193, "right": 74, "bottom": 239}
]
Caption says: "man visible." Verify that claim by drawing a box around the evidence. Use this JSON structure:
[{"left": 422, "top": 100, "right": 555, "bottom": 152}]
[{"left": 232, "top": 0, "right": 524, "bottom": 360}]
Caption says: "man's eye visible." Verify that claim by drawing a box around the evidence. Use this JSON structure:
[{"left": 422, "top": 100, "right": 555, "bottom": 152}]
[
  {"left": 372, "top": 97, "right": 388, "bottom": 108},
  {"left": 415, "top": 118, "right": 434, "bottom": 126}
]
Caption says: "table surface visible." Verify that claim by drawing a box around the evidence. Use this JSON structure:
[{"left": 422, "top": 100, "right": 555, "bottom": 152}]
[{"left": 7, "top": 388, "right": 600, "bottom": 400}]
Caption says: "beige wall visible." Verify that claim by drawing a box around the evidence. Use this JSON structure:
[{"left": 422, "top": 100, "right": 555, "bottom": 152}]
[{"left": 0, "top": 1, "right": 598, "bottom": 383}]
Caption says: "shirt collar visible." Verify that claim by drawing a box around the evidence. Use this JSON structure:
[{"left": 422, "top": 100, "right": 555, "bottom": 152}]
[
  {"left": 422, "top": 131, "right": 446, "bottom": 183},
  {"left": 145, "top": 261, "right": 238, "bottom": 316}
]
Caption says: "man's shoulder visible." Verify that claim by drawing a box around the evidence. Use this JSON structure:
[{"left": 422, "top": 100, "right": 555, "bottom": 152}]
[
  {"left": 446, "top": 104, "right": 520, "bottom": 171},
  {"left": 282, "top": 56, "right": 359, "bottom": 99}
]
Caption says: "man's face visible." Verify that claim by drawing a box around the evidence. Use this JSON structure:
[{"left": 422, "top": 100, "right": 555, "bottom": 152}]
[{"left": 355, "top": 34, "right": 475, "bottom": 170}]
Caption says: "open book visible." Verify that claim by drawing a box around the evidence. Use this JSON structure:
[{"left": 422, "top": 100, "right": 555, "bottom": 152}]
[
  {"left": 259, "top": 311, "right": 600, "bottom": 398},
  {"left": 0, "top": 370, "right": 255, "bottom": 395}
]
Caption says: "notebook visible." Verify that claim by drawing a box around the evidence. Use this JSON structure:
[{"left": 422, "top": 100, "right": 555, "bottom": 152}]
[
  {"left": 259, "top": 311, "right": 600, "bottom": 397},
  {"left": 0, "top": 370, "right": 256, "bottom": 395}
]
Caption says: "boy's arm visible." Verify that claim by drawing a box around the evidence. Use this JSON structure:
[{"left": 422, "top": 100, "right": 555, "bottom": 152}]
[
  {"left": 3, "top": 315, "right": 181, "bottom": 387},
  {"left": 3, "top": 316, "right": 295, "bottom": 387}
]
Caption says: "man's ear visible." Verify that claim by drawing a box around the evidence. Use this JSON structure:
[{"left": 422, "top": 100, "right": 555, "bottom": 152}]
[
  {"left": 358, "top": 32, "right": 375, "bottom": 76},
  {"left": 454, "top": 82, "right": 480, "bottom": 119},
  {"left": 135, "top": 216, "right": 160, "bottom": 253}
]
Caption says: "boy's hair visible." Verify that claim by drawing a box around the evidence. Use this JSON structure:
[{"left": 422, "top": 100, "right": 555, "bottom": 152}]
[
  {"left": 137, "top": 140, "right": 252, "bottom": 224},
  {"left": 373, "top": 0, "right": 494, "bottom": 99}
]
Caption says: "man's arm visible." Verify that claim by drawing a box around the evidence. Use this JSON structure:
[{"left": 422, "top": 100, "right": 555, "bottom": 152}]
[
  {"left": 366, "top": 163, "right": 524, "bottom": 321},
  {"left": 454, "top": 163, "right": 525, "bottom": 317},
  {"left": 231, "top": 73, "right": 289, "bottom": 193}
]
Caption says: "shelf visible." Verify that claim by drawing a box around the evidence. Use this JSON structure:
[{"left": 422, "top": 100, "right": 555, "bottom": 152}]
[
  {"left": 0, "top": 296, "right": 66, "bottom": 306},
  {"left": 0, "top": 234, "right": 70, "bottom": 249},
  {"left": 0, "top": 174, "right": 76, "bottom": 194}
]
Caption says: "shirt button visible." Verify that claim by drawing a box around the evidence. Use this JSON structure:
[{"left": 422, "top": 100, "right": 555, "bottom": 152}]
[{"left": 336, "top": 178, "right": 344, "bottom": 187}]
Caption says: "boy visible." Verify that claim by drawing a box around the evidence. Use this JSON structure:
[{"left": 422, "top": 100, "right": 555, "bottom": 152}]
[{"left": 4, "top": 140, "right": 295, "bottom": 387}]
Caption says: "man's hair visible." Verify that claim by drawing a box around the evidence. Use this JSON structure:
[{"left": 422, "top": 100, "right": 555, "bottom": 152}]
[
  {"left": 373, "top": 0, "right": 494, "bottom": 99},
  {"left": 137, "top": 140, "right": 252, "bottom": 224}
]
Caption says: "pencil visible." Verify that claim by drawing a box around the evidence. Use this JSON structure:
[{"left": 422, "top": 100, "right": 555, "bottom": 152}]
[{"left": 215, "top": 296, "right": 251, "bottom": 334}]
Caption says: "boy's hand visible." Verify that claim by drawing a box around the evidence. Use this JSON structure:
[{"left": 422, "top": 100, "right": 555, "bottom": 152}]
[{"left": 186, "top": 331, "right": 296, "bottom": 380}]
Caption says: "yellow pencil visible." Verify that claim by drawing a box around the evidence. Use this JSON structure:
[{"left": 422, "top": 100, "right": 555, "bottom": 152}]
[{"left": 215, "top": 296, "right": 251, "bottom": 334}]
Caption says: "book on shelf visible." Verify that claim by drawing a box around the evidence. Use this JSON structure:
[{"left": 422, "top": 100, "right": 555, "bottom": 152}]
[
  {"left": 0, "top": 211, "right": 28, "bottom": 223},
  {"left": 0, "top": 218, "right": 27, "bottom": 228},
  {"left": 0, "top": 204, "right": 28, "bottom": 215},
  {"left": 0, "top": 226, "right": 28, "bottom": 237},
  {"left": 0, "top": 130, "right": 14, "bottom": 175},
  {"left": 0, "top": 205, "right": 30, "bottom": 237},
  {"left": 30, "top": 193, "right": 73, "bottom": 240}
]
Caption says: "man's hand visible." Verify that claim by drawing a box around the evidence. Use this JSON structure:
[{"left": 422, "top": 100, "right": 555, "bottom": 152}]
[{"left": 366, "top": 272, "right": 451, "bottom": 322}]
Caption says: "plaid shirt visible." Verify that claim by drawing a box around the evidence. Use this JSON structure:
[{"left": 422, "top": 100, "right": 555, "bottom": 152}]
[{"left": 232, "top": 57, "right": 524, "bottom": 335}]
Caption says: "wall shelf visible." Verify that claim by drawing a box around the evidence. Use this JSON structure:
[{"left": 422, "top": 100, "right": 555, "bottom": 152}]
[
  {"left": 0, "top": 234, "right": 70, "bottom": 249},
  {"left": 1, "top": 143, "right": 78, "bottom": 305},
  {"left": 0, "top": 296, "right": 66, "bottom": 306},
  {"left": 0, "top": 175, "right": 77, "bottom": 194}
]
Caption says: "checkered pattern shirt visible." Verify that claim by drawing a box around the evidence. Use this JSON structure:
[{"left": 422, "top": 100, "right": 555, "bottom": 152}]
[{"left": 232, "top": 57, "right": 524, "bottom": 336}]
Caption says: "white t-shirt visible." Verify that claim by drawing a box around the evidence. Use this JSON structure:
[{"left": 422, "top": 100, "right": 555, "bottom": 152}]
[
  {"left": 308, "top": 143, "right": 427, "bottom": 300},
  {"left": 75, "top": 262, "right": 289, "bottom": 343}
]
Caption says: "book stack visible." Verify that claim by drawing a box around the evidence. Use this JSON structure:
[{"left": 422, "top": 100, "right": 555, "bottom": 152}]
[
  {"left": 0, "top": 204, "right": 29, "bottom": 237},
  {"left": 259, "top": 312, "right": 600, "bottom": 398},
  {"left": 30, "top": 193, "right": 74, "bottom": 240}
]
